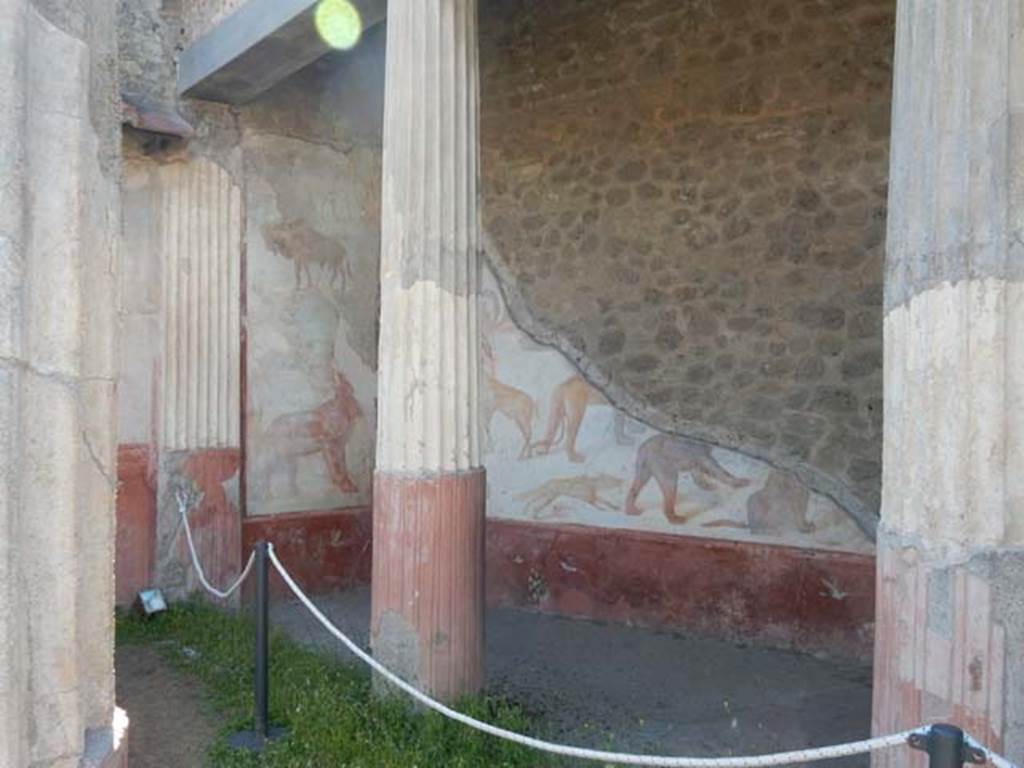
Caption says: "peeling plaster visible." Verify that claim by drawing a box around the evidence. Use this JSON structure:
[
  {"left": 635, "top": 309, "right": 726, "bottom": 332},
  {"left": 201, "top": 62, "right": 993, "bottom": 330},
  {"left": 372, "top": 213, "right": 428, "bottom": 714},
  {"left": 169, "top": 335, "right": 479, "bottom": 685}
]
[{"left": 482, "top": 235, "right": 877, "bottom": 539}]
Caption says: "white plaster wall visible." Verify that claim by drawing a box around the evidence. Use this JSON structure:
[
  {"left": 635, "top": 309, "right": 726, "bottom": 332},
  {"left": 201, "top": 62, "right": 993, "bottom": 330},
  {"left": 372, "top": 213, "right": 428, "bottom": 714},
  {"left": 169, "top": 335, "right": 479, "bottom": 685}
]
[
  {"left": 244, "top": 132, "right": 379, "bottom": 515},
  {"left": 119, "top": 157, "right": 164, "bottom": 445}
]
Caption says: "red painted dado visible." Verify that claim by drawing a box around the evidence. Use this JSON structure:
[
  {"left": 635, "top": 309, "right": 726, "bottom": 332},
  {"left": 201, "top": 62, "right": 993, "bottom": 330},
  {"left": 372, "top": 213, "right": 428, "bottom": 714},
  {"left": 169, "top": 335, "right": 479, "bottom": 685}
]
[
  {"left": 242, "top": 506, "right": 372, "bottom": 598},
  {"left": 115, "top": 444, "right": 156, "bottom": 606},
  {"left": 177, "top": 448, "right": 243, "bottom": 596},
  {"left": 872, "top": 543, "right": 1006, "bottom": 762},
  {"left": 486, "top": 520, "right": 877, "bottom": 660},
  {"left": 372, "top": 469, "right": 487, "bottom": 700},
  {"left": 119, "top": 447, "right": 874, "bottom": 659},
  {"left": 233, "top": 506, "right": 874, "bottom": 659}
]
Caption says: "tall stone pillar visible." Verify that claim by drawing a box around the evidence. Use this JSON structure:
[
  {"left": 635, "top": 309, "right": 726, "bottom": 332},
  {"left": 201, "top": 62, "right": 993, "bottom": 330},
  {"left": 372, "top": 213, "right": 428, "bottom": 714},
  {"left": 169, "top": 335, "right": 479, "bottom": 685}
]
[
  {"left": 874, "top": 1, "right": 1024, "bottom": 762},
  {"left": 370, "top": 0, "right": 485, "bottom": 701},
  {"left": 0, "top": 0, "right": 126, "bottom": 766}
]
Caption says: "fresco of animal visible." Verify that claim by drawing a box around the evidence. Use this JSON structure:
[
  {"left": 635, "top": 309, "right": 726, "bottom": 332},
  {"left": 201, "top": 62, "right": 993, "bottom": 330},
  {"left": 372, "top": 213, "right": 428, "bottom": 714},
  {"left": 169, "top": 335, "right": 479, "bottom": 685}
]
[
  {"left": 516, "top": 473, "right": 623, "bottom": 517},
  {"left": 624, "top": 434, "right": 750, "bottom": 524},
  {"left": 262, "top": 219, "right": 351, "bottom": 290},
  {"left": 479, "top": 288, "right": 511, "bottom": 379},
  {"left": 530, "top": 374, "right": 639, "bottom": 461},
  {"left": 703, "top": 469, "right": 814, "bottom": 535},
  {"left": 480, "top": 290, "right": 503, "bottom": 343},
  {"left": 530, "top": 374, "right": 606, "bottom": 462},
  {"left": 483, "top": 375, "right": 536, "bottom": 459},
  {"left": 260, "top": 371, "right": 363, "bottom": 497}
]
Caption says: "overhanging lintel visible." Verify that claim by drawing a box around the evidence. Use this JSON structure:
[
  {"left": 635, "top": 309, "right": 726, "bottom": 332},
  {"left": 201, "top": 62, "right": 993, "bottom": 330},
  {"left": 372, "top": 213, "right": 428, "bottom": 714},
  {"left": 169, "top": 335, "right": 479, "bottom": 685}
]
[{"left": 178, "top": 0, "right": 387, "bottom": 105}]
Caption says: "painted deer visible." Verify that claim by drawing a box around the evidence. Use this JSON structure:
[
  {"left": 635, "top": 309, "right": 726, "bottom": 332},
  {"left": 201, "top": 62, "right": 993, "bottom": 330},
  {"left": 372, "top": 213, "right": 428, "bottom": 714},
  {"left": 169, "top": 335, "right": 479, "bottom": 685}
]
[{"left": 262, "top": 219, "right": 351, "bottom": 290}]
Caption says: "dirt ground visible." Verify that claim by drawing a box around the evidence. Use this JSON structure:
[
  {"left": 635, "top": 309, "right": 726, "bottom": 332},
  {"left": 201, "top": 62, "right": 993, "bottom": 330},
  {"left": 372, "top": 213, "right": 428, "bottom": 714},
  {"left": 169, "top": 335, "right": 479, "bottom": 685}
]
[{"left": 116, "top": 644, "right": 222, "bottom": 767}]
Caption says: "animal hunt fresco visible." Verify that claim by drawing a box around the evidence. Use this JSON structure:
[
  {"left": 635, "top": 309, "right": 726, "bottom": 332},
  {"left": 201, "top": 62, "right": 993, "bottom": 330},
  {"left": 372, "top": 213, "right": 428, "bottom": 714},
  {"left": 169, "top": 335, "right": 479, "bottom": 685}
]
[
  {"left": 243, "top": 137, "right": 871, "bottom": 552},
  {"left": 245, "top": 133, "right": 378, "bottom": 515},
  {"left": 481, "top": 267, "right": 873, "bottom": 555}
]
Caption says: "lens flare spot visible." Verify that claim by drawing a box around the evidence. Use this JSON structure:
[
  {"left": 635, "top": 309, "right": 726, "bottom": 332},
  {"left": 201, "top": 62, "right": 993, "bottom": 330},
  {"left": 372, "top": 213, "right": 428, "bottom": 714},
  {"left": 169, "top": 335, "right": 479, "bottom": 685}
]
[{"left": 315, "top": 0, "right": 362, "bottom": 50}]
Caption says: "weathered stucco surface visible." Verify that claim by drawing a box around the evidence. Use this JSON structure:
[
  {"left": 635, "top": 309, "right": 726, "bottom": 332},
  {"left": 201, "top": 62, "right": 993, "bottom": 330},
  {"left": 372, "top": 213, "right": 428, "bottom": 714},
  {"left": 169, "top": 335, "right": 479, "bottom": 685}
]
[
  {"left": 118, "top": 0, "right": 179, "bottom": 109},
  {"left": 117, "top": 134, "right": 246, "bottom": 600},
  {"left": 481, "top": 267, "right": 872, "bottom": 554},
  {"left": 117, "top": 5, "right": 385, "bottom": 531},
  {"left": 244, "top": 129, "right": 379, "bottom": 513},
  {"left": 479, "top": 0, "right": 894, "bottom": 529},
  {"left": 1, "top": 0, "right": 125, "bottom": 764},
  {"left": 172, "top": 0, "right": 251, "bottom": 45},
  {"left": 242, "top": 29, "right": 384, "bottom": 514},
  {"left": 370, "top": 0, "right": 487, "bottom": 702},
  {"left": 873, "top": 0, "right": 1024, "bottom": 759}
]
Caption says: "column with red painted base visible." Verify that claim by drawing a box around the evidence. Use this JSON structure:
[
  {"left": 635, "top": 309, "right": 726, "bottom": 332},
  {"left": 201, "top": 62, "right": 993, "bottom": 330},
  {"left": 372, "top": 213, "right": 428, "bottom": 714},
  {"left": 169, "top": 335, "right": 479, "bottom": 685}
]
[
  {"left": 371, "top": 0, "right": 486, "bottom": 702},
  {"left": 874, "top": 1, "right": 1024, "bottom": 761}
]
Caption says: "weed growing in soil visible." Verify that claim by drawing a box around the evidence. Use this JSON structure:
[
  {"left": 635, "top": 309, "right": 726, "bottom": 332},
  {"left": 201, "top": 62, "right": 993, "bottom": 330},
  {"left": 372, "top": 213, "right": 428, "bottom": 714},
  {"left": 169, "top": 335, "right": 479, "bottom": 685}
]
[{"left": 117, "top": 601, "right": 557, "bottom": 767}]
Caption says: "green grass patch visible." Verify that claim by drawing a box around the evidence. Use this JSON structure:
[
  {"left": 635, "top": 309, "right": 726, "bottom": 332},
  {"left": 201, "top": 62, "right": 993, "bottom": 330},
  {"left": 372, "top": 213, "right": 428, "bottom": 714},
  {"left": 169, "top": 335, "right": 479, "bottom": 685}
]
[{"left": 117, "top": 601, "right": 557, "bottom": 767}]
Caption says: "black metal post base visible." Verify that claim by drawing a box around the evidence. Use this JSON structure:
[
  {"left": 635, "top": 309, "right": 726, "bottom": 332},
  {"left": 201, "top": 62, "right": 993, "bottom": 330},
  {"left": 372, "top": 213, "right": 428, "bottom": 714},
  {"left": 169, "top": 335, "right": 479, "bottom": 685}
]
[
  {"left": 227, "top": 726, "right": 288, "bottom": 753},
  {"left": 908, "top": 724, "right": 987, "bottom": 768}
]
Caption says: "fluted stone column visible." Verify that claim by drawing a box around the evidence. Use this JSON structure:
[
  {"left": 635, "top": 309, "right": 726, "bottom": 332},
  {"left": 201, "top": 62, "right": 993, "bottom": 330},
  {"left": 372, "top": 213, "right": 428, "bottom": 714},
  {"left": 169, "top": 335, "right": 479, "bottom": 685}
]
[
  {"left": 0, "top": 0, "right": 126, "bottom": 765},
  {"left": 371, "top": 0, "right": 485, "bottom": 701},
  {"left": 874, "top": 1, "right": 1024, "bottom": 762}
]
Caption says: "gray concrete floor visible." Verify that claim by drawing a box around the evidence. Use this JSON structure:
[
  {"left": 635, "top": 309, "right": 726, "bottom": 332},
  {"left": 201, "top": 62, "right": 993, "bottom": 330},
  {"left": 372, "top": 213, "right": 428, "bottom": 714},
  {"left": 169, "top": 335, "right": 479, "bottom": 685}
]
[{"left": 272, "top": 587, "right": 873, "bottom": 766}]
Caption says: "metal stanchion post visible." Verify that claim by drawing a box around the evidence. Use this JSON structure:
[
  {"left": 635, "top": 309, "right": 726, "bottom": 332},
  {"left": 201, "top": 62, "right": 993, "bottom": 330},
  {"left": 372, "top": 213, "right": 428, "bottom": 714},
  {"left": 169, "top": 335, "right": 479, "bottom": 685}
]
[
  {"left": 228, "top": 541, "right": 286, "bottom": 752},
  {"left": 254, "top": 540, "right": 270, "bottom": 739},
  {"left": 909, "top": 724, "right": 986, "bottom": 768}
]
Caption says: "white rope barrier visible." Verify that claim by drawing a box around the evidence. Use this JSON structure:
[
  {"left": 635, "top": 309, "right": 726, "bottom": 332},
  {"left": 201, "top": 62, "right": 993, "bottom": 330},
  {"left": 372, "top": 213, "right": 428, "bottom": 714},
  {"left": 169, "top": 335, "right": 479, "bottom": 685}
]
[
  {"left": 176, "top": 526, "right": 1021, "bottom": 768},
  {"left": 179, "top": 498, "right": 255, "bottom": 600},
  {"left": 269, "top": 543, "right": 927, "bottom": 768},
  {"left": 967, "top": 736, "right": 1019, "bottom": 768}
]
